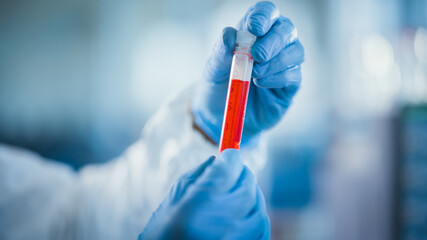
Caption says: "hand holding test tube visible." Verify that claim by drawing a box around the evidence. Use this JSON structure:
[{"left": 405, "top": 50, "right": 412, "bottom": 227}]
[{"left": 192, "top": 1, "right": 305, "bottom": 150}]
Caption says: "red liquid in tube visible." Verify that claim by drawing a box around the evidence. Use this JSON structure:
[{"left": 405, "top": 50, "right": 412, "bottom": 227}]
[
  {"left": 218, "top": 79, "right": 250, "bottom": 152},
  {"left": 218, "top": 30, "right": 255, "bottom": 154}
]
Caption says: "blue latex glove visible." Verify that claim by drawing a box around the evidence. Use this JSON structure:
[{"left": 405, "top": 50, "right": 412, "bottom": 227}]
[
  {"left": 139, "top": 149, "right": 270, "bottom": 239},
  {"left": 192, "top": 1, "right": 305, "bottom": 145}
]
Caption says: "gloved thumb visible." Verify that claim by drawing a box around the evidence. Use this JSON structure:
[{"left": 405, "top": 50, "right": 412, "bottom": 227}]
[
  {"left": 168, "top": 156, "right": 215, "bottom": 204},
  {"left": 195, "top": 149, "right": 244, "bottom": 193},
  {"left": 204, "top": 27, "right": 237, "bottom": 84}
]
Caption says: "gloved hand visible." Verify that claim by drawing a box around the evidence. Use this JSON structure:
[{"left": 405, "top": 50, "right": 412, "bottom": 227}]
[
  {"left": 192, "top": 1, "right": 304, "bottom": 145},
  {"left": 139, "top": 149, "right": 270, "bottom": 239}
]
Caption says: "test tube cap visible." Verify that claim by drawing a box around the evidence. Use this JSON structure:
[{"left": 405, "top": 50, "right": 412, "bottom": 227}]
[{"left": 236, "top": 30, "right": 257, "bottom": 46}]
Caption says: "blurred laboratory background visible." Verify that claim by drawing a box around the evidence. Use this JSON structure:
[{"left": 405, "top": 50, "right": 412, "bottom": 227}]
[{"left": 0, "top": 0, "right": 426, "bottom": 239}]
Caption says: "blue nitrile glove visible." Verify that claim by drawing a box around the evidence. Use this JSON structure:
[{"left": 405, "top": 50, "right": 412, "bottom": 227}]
[
  {"left": 139, "top": 149, "right": 270, "bottom": 240},
  {"left": 192, "top": 1, "right": 304, "bottom": 145}
]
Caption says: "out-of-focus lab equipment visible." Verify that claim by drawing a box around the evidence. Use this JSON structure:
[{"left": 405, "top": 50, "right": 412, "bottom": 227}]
[
  {"left": 392, "top": 105, "right": 427, "bottom": 239},
  {"left": 219, "top": 30, "right": 256, "bottom": 153}
]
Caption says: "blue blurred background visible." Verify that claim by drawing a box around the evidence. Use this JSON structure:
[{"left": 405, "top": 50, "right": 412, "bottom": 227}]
[{"left": 0, "top": 0, "right": 426, "bottom": 239}]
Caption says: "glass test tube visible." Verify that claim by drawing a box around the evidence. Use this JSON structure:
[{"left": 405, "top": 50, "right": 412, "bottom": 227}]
[{"left": 219, "top": 31, "right": 256, "bottom": 153}]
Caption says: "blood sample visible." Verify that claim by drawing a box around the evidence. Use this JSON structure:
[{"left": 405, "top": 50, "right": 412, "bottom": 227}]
[{"left": 219, "top": 30, "right": 256, "bottom": 153}]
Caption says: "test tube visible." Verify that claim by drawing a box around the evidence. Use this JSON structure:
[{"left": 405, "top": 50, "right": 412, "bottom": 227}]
[{"left": 219, "top": 30, "right": 257, "bottom": 153}]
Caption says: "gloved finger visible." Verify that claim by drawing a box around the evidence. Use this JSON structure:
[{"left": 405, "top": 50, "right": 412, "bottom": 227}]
[
  {"left": 244, "top": 86, "right": 292, "bottom": 131},
  {"left": 237, "top": 1, "right": 280, "bottom": 36},
  {"left": 253, "top": 65, "right": 302, "bottom": 89},
  {"left": 205, "top": 27, "right": 237, "bottom": 83},
  {"left": 225, "top": 187, "right": 270, "bottom": 240},
  {"left": 224, "top": 213, "right": 266, "bottom": 240},
  {"left": 252, "top": 185, "right": 270, "bottom": 239},
  {"left": 222, "top": 167, "right": 257, "bottom": 217},
  {"left": 169, "top": 156, "right": 216, "bottom": 203},
  {"left": 246, "top": 186, "right": 267, "bottom": 218},
  {"left": 251, "top": 16, "right": 298, "bottom": 63},
  {"left": 245, "top": 187, "right": 270, "bottom": 240},
  {"left": 269, "top": 70, "right": 302, "bottom": 101},
  {"left": 195, "top": 149, "right": 244, "bottom": 193},
  {"left": 257, "top": 187, "right": 271, "bottom": 240},
  {"left": 253, "top": 39, "right": 304, "bottom": 79},
  {"left": 257, "top": 186, "right": 271, "bottom": 240},
  {"left": 178, "top": 156, "right": 215, "bottom": 181},
  {"left": 262, "top": 82, "right": 300, "bottom": 113},
  {"left": 248, "top": 80, "right": 300, "bottom": 127}
]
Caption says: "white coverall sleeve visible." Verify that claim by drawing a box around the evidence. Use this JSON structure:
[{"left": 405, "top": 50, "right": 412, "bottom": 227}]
[{"left": 0, "top": 87, "right": 266, "bottom": 240}]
